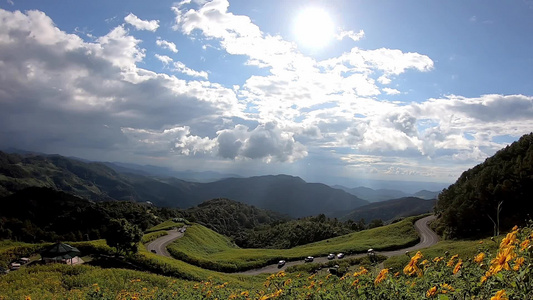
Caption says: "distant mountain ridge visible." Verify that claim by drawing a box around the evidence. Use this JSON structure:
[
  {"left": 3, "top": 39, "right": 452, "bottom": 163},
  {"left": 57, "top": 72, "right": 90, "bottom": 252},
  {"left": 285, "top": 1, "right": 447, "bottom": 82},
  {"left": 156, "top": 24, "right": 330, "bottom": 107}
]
[
  {"left": 0, "top": 151, "right": 368, "bottom": 218},
  {"left": 339, "top": 197, "right": 436, "bottom": 223},
  {"left": 333, "top": 185, "right": 440, "bottom": 202}
]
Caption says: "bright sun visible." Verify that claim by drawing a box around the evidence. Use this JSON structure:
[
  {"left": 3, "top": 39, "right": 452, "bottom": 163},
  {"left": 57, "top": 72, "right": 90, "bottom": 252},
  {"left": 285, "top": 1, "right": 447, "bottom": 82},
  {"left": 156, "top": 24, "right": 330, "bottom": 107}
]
[{"left": 293, "top": 7, "right": 335, "bottom": 49}]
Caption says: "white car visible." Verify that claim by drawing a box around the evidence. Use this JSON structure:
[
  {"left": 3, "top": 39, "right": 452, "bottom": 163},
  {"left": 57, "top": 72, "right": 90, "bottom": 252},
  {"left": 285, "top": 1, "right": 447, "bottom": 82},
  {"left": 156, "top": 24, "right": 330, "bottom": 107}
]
[
  {"left": 337, "top": 253, "right": 345, "bottom": 259},
  {"left": 327, "top": 253, "right": 335, "bottom": 260},
  {"left": 304, "top": 256, "right": 314, "bottom": 263},
  {"left": 278, "top": 260, "right": 286, "bottom": 267}
]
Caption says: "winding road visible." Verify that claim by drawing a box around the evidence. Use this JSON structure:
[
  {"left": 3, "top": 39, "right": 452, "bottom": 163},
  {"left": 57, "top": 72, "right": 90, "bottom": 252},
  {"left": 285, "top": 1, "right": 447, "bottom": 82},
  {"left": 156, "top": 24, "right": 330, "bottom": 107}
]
[
  {"left": 146, "top": 227, "right": 186, "bottom": 257},
  {"left": 146, "top": 215, "right": 439, "bottom": 275}
]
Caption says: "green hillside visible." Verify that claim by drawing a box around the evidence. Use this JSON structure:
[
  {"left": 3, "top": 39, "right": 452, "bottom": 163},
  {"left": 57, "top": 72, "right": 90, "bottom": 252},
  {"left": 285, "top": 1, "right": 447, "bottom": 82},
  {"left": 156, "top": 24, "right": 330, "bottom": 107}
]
[
  {"left": 166, "top": 217, "right": 420, "bottom": 272},
  {"left": 434, "top": 132, "right": 533, "bottom": 238}
]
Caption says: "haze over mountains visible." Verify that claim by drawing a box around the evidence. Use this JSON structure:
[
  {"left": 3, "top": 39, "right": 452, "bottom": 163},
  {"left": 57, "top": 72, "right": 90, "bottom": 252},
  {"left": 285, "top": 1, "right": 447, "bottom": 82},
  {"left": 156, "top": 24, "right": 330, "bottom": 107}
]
[{"left": 0, "top": 150, "right": 439, "bottom": 219}]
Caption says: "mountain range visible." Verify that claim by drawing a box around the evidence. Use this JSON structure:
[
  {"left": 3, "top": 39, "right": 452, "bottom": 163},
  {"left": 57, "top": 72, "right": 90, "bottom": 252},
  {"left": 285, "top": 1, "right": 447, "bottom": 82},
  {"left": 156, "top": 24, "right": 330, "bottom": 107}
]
[{"left": 0, "top": 151, "right": 373, "bottom": 218}]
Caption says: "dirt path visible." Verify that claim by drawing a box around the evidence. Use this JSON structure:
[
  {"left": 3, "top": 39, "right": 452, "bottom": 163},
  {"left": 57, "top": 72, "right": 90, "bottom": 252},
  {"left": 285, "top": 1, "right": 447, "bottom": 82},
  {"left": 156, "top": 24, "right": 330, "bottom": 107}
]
[{"left": 237, "top": 215, "right": 439, "bottom": 275}]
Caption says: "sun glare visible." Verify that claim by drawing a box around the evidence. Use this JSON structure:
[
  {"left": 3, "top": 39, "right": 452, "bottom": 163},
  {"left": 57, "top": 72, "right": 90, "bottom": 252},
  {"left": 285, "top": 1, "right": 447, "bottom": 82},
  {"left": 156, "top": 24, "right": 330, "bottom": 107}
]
[{"left": 293, "top": 7, "right": 335, "bottom": 49}]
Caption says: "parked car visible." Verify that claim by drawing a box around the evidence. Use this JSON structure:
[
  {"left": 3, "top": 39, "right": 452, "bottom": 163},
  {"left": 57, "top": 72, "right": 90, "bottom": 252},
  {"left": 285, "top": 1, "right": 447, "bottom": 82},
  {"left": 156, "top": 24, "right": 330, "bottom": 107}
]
[
  {"left": 327, "top": 253, "right": 335, "bottom": 260},
  {"left": 337, "top": 253, "right": 345, "bottom": 259},
  {"left": 304, "top": 256, "right": 314, "bottom": 262},
  {"left": 278, "top": 260, "right": 286, "bottom": 268},
  {"left": 151, "top": 249, "right": 157, "bottom": 254},
  {"left": 9, "top": 262, "right": 20, "bottom": 270}
]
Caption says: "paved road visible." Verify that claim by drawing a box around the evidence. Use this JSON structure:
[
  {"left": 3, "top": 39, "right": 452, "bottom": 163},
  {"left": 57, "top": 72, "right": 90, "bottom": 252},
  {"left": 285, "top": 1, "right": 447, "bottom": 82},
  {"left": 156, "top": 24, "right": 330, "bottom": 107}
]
[
  {"left": 146, "top": 227, "right": 186, "bottom": 257},
  {"left": 145, "top": 216, "right": 439, "bottom": 275},
  {"left": 238, "top": 215, "right": 439, "bottom": 275}
]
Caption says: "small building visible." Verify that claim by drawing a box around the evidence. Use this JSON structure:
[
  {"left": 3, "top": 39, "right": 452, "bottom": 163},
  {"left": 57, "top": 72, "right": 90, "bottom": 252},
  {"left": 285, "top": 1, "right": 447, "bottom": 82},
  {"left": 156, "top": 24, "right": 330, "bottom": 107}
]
[{"left": 40, "top": 243, "right": 83, "bottom": 265}]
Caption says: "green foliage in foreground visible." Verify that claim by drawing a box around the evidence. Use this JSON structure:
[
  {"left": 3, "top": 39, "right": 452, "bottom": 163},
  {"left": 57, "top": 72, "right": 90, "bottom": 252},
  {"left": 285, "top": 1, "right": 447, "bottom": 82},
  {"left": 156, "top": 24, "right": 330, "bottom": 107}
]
[
  {"left": 383, "top": 236, "right": 500, "bottom": 272},
  {"left": 2, "top": 225, "right": 533, "bottom": 299},
  {"left": 167, "top": 217, "right": 420, "bottom": 272}
]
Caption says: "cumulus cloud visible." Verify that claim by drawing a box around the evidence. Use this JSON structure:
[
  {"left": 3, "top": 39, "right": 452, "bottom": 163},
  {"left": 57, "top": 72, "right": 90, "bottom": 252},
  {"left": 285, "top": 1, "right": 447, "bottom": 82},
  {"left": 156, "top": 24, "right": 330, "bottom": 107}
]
[
  {"left": 383, "top": 87, "right": 400, "bottom": 95},
  {"left": 155, "top": 54, "right": 173, "bottom": 65},
  {"left": 0, "top": 6, "right": 531, "bottom": 182},
  {"left": 0, "top": 8, "right": 240, "bottom": 158},
  {"left": 156, "top": 38, "right": 178, "bottom": 53},
  {"left": 124, "top": 13, "right": 159, "bottom": 31},
  {"left": 121, "top": 126, "right": 216, "bottom": 155},
  {"left": 216, "top": 122, "right": 307, "bottom": 162},
  {"left": 173, "top": 61, "right": 208, "bottom": 79},
  {"left": 336, "top": 29, "right": 365, "bottom": 42}
]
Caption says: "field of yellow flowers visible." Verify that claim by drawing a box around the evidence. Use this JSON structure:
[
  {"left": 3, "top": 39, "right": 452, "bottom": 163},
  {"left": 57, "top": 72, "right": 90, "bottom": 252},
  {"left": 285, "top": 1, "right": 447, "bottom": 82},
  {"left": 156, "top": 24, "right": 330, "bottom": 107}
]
[{"left": 1, "top": 223, "right": 532, "bottom": 299}]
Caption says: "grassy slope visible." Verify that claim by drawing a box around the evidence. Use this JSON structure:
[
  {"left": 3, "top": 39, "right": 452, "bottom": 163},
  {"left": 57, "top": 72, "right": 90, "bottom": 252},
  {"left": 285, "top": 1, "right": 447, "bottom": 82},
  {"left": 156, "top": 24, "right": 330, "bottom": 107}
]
[
  {"left": 144, "top": 220, "right": 185, "bottom": 233},
  {"left": 167, "top": 216, "right": 420, "bottom": 272}
]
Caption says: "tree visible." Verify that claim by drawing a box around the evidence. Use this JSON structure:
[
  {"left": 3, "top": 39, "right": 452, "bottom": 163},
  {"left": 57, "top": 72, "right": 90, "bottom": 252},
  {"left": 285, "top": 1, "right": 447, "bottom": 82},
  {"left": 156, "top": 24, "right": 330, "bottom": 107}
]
[{"left": 104, "top": 218, "right": 143, "bottom": 255}]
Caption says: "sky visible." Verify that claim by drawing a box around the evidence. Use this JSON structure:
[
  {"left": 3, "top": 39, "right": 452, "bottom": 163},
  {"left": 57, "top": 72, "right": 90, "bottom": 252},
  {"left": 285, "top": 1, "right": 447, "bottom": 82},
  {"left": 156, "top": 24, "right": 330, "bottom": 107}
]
[{"left": 0, "top": 0, "right": 532, "bottom": 188}]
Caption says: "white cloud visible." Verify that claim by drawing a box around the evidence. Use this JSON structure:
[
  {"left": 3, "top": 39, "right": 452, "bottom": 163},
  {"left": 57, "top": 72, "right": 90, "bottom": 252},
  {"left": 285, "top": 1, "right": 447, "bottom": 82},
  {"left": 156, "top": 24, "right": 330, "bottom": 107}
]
[
  {"left": 156, "top": 38, "right": 178, "bottom": 53},
  {"left": 383, "top": 87, "right": 400, "bottom": 95},
  {"left": 124, "top": 13, "right": 159, "bottom": 31},
  {"left": 155, "top": 54, "right": 173, "bottom": 65},
  {"left": 173, "top": 61, "right": 208, "bottom": 79},
  {"left": 216, "top": 122, "right": 307, "bottom": 162},
  {"left": 1, "top": 7, "right": 531, "bottom": 183},
  {"left": 122, "top": 126, "right": 216, "bottom": 155},
  {"left": 336, "top": 29, "right": 365, "bottom": 42}
]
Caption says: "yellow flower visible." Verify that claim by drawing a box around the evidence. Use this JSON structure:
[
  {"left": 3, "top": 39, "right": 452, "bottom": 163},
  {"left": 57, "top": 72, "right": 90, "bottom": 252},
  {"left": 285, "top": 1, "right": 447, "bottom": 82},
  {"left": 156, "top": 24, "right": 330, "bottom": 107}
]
[
  {"left": 520, "top": 239, "right": 530, "bottom": 251},
  {"left": 433, "top": 256, "right": 444, "bottom": 263},
  {"left": 273, "top": 289, "right": 283, "bottom": 297},
  {"left": 453, "top": 259, "right": 463, "bottom": 274},
  {"left": 474, "top": 252, "right": 485, "bottom": 264},
  {"left": 374, "top": 268, "right": 389, "bottom": 285},
  {"left": 491, "top": 246, "right": 516, "bottom": 274},
  {"left": 447, "top": 254, "right": 459, "bottom": 267},
  {"left": 351, "top": 279, "right": 359, "bottom": 287},
  {"left": 276, "top": 271, "right": 286, "bottom": 277},
  {"left": 513, "top": 257, "right": 525, "bottom": 271},
  {"left": 228, "top": 293, "right": 238, "bottom": 300},
  {"left": 403, "top": 251, "right": 423, "bottom": 276},
  {"left": 440, "top": 283, "right": 455, "bottom": 292},
  {"left": 283, "top": 279, "right": 292, "bottom": 286},
  {"left": 480, "top": 275, "right": 488, "bottom": 284},
  {"left": 426, "top": 286, "right": 437, "bottom": 298},
  {"left": 240, "top": 291, "right": 249, "bottom": 297},
  {"left": 491, "top": 289, "right": 508, "bottom": 300},
  {"left": 500, "top": 231, "right": 517, "bottom": 249},
  {"left": 25, "top": 297, "right": 31, "bottom": 300}
]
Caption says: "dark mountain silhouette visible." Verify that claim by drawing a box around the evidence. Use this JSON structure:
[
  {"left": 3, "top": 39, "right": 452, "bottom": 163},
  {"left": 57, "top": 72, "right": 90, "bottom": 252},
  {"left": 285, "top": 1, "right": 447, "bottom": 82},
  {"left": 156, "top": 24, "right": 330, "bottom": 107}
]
[{"left": 338, "top": 197, "right": 436, "bottom": 223}]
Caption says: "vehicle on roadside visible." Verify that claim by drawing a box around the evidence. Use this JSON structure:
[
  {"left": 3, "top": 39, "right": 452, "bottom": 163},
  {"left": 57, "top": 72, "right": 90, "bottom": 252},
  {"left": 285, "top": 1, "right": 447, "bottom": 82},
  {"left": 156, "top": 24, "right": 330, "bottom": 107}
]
[
  {"left": 327, "top": 253, "right": 335, "bottom": 260},
  {"left": 304, "top": 256, "right": 314, "bottom": 262},
  {"left": 278, "top": 260, "right": 286, "bottom": 268},
  {"left": 151, "top": 249, "right": 157, "bottom": 254},
  {"left": 337, "top": 253, "right": 345, "bottom": 259}
]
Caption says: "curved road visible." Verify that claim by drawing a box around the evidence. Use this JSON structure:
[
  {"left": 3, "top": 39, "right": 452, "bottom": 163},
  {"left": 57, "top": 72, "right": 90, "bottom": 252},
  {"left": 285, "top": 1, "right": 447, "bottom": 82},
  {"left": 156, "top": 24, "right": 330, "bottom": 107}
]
[
  {"left": 146, "top": 215, "right": 439, "bottom": 275},
  {"left": 146, "top": 227, "right": 186, "bottom": 256}
]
